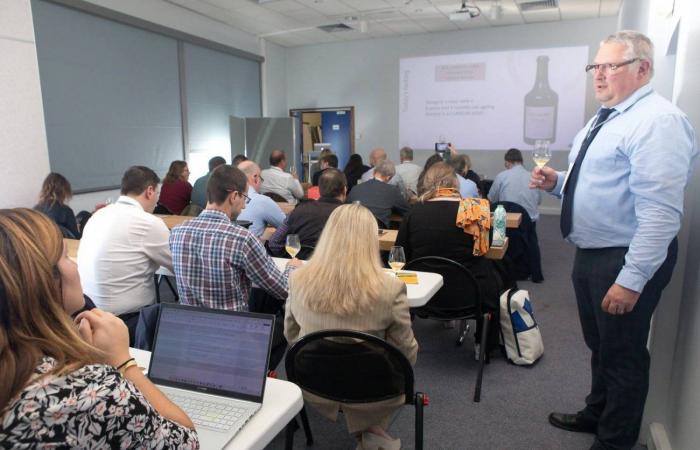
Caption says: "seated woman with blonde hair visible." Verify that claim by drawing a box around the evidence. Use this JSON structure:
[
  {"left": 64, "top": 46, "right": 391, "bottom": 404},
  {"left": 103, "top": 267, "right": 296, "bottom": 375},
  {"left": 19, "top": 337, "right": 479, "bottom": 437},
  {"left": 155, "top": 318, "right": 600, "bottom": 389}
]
[
  {"left": 0, "top": 209, "right": 198, "bottom": 448},
  {"left": 285, "top": 203, "right": 418, "bottom": 450}
]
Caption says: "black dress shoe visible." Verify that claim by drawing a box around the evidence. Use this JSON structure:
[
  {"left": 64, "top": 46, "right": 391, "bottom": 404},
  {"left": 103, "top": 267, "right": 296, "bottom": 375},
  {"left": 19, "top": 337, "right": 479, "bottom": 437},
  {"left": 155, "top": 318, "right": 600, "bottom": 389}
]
[{"left": 548, "top": 412, "right": 597, "bottom": 434}]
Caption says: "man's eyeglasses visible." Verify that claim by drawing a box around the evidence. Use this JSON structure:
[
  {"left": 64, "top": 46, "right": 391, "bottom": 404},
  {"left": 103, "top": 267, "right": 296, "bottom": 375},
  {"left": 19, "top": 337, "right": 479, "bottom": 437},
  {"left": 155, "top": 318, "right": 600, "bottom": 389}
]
[
  {"left": 585, "top": 58, "right": 639, "bottom": 75},
  {"left": 226, "top": 190, "right": 251, "bottom": 204}
]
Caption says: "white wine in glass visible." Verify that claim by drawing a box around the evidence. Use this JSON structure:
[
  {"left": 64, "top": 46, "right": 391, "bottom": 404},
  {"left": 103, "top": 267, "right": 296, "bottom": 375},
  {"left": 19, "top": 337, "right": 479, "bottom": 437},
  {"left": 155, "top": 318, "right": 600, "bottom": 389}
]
[
  {"left": 533, "top": 140, "right": 551, "bottom": 168},
  {"left": 388, "top": 246, "right": 406, "bottom": 275},
  {"left": 285, "top": 234, "right": 301, "bottom": 258}
]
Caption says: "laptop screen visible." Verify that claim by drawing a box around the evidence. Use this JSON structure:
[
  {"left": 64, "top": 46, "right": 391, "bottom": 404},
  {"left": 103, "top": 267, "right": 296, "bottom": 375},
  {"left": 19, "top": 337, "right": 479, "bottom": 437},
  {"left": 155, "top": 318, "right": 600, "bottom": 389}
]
[{"left": 148, "top": 305, "right": 273, "bottom": 402}]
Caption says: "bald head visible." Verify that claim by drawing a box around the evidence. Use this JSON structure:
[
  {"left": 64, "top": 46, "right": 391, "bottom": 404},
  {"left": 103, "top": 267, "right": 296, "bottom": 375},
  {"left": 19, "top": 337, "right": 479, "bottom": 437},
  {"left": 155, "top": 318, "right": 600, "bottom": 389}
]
[
  {"left": 269, "top": 150, "right": 286, "bottom": 168},
  {"left": 369, "top": 148, "right": 387, "bottom": 166},
  {"left": 238, "top": 160, "right": 263, "bottom": 192}
]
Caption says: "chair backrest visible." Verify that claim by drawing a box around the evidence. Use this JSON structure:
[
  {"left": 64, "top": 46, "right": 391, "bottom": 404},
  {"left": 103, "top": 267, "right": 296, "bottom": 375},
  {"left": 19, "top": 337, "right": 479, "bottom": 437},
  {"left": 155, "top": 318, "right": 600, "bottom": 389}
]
[
  {"left": 404, "top": 256, "right": 483, "bottom": 319},
  {"left": 57, "top": 224, "right": 76, "bottom": 239},
  {"left": 264, "top": 192, "right": 288, "bottom": 203},
  {"left": 153, "top": 203, "right": 172, "bottom": 215},
  {"left": 490, "top": 201, "right": 533, "bottom": 280},
  {"left": 285, "top": 329, "right": 414, "bottom": 404}
]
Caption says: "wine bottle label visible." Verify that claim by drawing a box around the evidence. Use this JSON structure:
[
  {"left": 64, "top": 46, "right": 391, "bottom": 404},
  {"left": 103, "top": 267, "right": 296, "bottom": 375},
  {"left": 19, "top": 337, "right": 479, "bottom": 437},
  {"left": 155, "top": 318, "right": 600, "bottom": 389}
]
[{"left": 524, "top": 106, "right": 556, "bottom": 140}]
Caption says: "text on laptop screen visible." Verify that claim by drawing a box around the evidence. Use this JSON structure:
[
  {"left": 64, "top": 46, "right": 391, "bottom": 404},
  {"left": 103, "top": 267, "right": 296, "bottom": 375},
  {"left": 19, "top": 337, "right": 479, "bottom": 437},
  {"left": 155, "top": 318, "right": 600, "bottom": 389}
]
[{"left": 149, "top": 307, "right": 271, "bottom": 397}]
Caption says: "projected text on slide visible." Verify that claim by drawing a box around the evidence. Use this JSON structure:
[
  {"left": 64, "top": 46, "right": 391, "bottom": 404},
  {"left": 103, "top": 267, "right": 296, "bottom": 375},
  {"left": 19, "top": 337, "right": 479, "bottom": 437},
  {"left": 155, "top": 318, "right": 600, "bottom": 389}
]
[{"left": 399, "top": 46, "right": 588, "bottom": 151}]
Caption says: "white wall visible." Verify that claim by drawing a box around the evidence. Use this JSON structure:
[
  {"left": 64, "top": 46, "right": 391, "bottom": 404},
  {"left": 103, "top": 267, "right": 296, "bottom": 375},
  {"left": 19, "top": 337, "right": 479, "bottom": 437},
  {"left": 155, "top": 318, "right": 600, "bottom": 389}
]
[
  {"left": 262, "top": 39, "right": 288, "bottom": 118},
  {"left": 0, "top": 0, "right": 51, "bottom": 208},
  {"left": 284, "top": 16, "right": 617, "bottom": 214},
  {"left": 647, "top": 0, "right": 700, "bottom": 448}
]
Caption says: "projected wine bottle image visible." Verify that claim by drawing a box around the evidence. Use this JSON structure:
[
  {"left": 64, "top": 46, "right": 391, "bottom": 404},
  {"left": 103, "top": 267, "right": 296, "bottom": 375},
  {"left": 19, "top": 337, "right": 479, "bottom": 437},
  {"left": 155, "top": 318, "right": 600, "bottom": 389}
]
[{"left": 523, "top": 55, "right": 558, "bottom": 145}]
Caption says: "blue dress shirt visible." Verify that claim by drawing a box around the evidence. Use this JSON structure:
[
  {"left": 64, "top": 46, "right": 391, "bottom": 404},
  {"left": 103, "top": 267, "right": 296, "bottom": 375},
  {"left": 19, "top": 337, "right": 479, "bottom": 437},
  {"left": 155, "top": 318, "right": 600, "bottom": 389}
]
[
  {"left": 489, "top": 164, "right": 542, "bottom": 221},
  {"left": 236, "top": 186, "right": 286, "bottom": 237},
  {"left": 552, "top": 84, "right": 698, "bottom": 292},
  {"left": 457, "top": 174, "right": 479, "bottom": 198}
]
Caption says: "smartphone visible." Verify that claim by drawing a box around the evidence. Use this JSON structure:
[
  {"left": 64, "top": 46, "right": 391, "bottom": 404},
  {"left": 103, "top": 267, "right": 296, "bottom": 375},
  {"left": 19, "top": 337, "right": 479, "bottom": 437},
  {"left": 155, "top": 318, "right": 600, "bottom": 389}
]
[{"left": 435, "top": 142, "right": 449, "bottom": 153}]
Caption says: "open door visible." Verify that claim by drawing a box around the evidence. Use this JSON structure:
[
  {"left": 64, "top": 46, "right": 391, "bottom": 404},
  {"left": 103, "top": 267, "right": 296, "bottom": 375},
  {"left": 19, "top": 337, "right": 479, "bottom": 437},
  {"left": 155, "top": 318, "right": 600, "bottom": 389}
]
[{"left": 290, "top": 107, "right": 354, "bottom": 182}]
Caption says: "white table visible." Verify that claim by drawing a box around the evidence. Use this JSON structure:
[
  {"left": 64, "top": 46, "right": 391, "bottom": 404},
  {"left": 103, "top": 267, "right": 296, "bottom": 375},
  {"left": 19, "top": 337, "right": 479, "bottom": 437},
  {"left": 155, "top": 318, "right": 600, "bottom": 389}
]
[
  {"left": 272, "top": 257, "right": 443, "bottom": 308},
  {"left": 130, "top": 348, "right": 303, "bottom": 450}
]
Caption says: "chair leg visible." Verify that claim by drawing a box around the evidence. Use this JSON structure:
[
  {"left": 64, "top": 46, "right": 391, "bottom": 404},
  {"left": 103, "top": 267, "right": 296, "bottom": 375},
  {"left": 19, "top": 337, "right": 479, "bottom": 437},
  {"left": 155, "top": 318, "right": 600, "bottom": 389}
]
[
  {"left": 285, "top": 417, "right": 298, "bottom": 450},
  {"left": 474, "top": 312, "right": 490, "bottom": 403},
  {"left": 456, "top": 319, "right": 469, "bottom": 346},
  {"left": 300, "top": 406, "right": 313, "bottom": 445},
  {"left": 163, "top": 276, "right": 179, "bottom": 301},
  {"left": 154, "top": 274, "right": 161, "bottom": 304},
  {"left": 414, "top": 393, "right": 424, "bottom": 450}
]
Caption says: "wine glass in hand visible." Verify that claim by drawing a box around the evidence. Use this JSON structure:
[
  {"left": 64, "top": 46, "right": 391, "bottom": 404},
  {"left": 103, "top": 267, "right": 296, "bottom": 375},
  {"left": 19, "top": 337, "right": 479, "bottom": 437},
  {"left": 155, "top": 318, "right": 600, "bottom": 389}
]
[
  {"left": 388, "top": 246, "right": 406, "bottom": 276},
  {"left": 533, "top": 140, "right": 551, "bottom": 168},
  {"left": 286, "top": 234, "right": 301, "bottom": 259}
]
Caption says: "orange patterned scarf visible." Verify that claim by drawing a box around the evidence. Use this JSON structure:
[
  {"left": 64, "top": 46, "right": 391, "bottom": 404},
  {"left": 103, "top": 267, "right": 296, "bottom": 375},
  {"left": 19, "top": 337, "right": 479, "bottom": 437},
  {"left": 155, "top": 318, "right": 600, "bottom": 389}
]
[{"left": 456, "top": 198, "right": 491, "bottom": 256}]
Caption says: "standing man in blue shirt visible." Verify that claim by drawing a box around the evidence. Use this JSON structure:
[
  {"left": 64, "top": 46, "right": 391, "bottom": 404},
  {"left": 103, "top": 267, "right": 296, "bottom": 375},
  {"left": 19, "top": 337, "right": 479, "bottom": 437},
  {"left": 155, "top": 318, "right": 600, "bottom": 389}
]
[{"left": 531, "top": 31, "right": 697, "bottom": 450}]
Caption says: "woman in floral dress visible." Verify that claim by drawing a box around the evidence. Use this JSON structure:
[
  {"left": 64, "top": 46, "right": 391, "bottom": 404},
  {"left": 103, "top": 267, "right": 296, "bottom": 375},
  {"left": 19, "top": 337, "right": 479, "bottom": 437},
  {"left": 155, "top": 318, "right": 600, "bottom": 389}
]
[{"left": 0, "top": 208, "right": 199, "bottom": 449}]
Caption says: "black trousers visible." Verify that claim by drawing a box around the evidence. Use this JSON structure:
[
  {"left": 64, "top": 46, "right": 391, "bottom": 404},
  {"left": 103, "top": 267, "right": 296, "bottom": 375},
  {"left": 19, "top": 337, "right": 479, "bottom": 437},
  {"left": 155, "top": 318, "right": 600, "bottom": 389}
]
[{"left": 572, "top": 238, "right": 677, "bottom": 450}]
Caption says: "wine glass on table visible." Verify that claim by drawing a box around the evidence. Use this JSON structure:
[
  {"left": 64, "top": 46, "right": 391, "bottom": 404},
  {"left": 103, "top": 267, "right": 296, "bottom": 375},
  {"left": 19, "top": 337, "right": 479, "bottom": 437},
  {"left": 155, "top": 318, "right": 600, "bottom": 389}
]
[
  {"left": 286, "top": 234, "right": 301, "bottom": 259},
  {"left": 388, "top": 246, "right": 406, "bottom": 276},
  {"left": 533, "top": 140, "right": 551, "bottom": 169}
]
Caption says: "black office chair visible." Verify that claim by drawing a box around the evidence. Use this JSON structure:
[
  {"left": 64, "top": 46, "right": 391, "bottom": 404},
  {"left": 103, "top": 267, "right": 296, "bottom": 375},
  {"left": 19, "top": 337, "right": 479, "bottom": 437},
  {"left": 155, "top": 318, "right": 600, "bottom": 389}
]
[
  {"left": 284, "top": 329, "right": 427, "bottom": 450},
  {"left": 404, "top": 256, "right": 491, "bottom": 402},
  {"left": 153, "top": 203, "right": 172, "bottom": 215},
  {"left": 263, "top": 192, "right": 289, "bottom": 203}
]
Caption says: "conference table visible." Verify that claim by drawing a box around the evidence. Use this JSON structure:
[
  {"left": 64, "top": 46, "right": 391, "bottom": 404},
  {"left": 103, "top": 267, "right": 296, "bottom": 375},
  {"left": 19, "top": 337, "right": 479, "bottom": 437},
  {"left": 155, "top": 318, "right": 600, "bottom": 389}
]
[
  {"left": 129, "top": 347, "right": 302, "bottom": 450},
  {"left": 272, "top": 257, "right": 443, "bottom": 308},
  {"left": 155, "top": 214, "right": 509, "bottom": 260}
]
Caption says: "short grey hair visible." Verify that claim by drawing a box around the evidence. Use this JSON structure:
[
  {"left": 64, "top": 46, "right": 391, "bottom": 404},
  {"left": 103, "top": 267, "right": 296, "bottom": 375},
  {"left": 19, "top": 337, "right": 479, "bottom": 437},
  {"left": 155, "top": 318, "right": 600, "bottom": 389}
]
[
  {"left": 374, "top": 160, "right": 396, "bottom": 178},
  {"left": 399, "top": 146, "right": 413, "bottom": 161},
  {"left": 602, "top": 30, "right": 654, "bottom": 76}
]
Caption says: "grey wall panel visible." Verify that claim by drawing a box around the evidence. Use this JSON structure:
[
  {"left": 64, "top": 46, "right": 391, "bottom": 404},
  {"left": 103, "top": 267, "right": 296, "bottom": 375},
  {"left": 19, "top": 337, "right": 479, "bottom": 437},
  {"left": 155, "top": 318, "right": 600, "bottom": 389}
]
[
  {"left": 33, "top": 0, "right": 183, "bottom": 191},
  {"left": 184, "top": 43, "right": 261, "bottom": 157}
]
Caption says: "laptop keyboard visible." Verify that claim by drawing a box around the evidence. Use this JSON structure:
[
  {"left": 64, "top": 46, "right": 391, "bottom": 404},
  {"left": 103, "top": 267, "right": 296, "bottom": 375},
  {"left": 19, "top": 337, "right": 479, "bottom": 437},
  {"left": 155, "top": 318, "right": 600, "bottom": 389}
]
[{"left": 168, "top": 393, "right": 249, "bottom": 431}]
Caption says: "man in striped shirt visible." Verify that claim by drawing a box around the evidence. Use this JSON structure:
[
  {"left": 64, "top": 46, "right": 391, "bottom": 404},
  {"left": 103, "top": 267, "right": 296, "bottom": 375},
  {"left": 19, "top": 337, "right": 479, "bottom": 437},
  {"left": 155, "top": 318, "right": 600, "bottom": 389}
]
[{"left": 169, "top": 164, "right": 301, "bottom": 312}]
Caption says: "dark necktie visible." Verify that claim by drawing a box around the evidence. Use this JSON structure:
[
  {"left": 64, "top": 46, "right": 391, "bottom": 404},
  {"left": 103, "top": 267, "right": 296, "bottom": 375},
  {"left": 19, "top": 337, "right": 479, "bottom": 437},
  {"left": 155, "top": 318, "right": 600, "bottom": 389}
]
[{"left": 560, "top": 107, "right": 615, "bottom": 238}]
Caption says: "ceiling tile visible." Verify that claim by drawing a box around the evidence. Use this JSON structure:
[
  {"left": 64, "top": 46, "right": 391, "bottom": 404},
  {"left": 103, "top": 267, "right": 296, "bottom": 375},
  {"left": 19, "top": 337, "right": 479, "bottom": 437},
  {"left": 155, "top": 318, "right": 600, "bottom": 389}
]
[
  {"left": 381, "top": 18, "right": 428, "bottom": 34},
  {"left": 259, "top": 0, "right": 306, "bottom": 13},
  {"left": 418, "top": 17, "right": 460, "bottom": 32},
  {"left": 521, "top": 8, "right": 561, "bottom": 23},
  {"left": 599, "top": 0, "right": 622, "bottom": 16},
  {"left": 340, "top": 0, "right": 392, "bottom": 10},
  {"left": 295, "top": 0, "right": 357, "bottom": 16},
  {"left": 199, "top": 0, "right": 252, "bottom": 10},
  {"left": 557, "top": 0, "right": 599, "bottom": 20}
]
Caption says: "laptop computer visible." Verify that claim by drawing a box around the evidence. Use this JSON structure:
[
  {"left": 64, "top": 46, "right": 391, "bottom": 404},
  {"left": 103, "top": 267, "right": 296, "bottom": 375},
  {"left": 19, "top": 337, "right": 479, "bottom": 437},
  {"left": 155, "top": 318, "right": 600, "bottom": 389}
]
[{"left": 147, "top": 304, "right": 274, "bottom": 449}]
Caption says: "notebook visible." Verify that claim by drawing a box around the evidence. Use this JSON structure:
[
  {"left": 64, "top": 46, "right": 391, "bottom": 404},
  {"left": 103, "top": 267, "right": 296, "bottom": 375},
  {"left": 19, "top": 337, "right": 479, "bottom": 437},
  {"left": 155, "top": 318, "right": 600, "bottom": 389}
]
[{"left": 147, "top": 304, "right": 274, "bottom": 449}]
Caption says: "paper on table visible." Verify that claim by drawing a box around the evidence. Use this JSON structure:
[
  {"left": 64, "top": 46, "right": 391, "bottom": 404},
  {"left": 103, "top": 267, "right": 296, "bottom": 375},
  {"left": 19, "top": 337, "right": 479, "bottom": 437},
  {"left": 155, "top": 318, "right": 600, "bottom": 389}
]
[{"left": 396, "top": 272, "right": 419, "bottom": 284}]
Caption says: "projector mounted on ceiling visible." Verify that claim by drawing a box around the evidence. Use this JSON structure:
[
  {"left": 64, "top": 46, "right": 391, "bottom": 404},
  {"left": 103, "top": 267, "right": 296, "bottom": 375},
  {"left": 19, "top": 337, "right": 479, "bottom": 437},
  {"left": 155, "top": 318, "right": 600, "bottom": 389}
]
[{"left": 449, "top": 0, "right": 481, "bottom": 22}]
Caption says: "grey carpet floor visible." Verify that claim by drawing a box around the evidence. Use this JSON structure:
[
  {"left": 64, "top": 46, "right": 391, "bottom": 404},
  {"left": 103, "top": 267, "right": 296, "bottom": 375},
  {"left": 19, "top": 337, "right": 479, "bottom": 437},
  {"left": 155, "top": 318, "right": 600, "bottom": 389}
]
[{"left": 264, "top": 215, "right": 646, "bottom": 450}]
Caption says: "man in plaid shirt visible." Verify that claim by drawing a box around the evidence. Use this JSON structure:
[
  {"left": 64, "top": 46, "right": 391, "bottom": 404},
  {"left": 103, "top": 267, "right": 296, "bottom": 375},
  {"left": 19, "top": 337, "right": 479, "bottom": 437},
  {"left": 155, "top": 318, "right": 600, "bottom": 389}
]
[{"left": 170, "top": 164, "right": 301, "bottom": 311}]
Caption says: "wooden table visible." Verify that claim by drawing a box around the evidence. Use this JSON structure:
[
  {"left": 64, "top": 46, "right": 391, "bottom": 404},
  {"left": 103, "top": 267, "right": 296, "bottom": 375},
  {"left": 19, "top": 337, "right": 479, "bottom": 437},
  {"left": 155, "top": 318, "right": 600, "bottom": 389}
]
[
  {"left": 275, "top": 202, "right": 295, "bottom": 215},
  {"left": 389, "top": 212, "right": 521, "bottom": 228},
  {"left": 155, "top": 214, "right": 192, "bottom": 229},
  {"left": 378, "top": 229, "right": 508, "bottom": 260}
]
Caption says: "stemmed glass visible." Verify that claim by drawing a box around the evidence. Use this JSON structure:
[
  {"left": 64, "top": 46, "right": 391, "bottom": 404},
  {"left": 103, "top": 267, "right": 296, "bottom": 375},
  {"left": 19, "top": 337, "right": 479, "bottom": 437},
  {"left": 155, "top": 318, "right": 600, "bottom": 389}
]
[
  {"left": 388, "top": 246, "right": 406, "bottom": 276},
  {"left": 532, "top": 140, "right": 551, "bottom": 168},
  {"left": 285, "top": 234, "right": 301, "bottom": 259}
]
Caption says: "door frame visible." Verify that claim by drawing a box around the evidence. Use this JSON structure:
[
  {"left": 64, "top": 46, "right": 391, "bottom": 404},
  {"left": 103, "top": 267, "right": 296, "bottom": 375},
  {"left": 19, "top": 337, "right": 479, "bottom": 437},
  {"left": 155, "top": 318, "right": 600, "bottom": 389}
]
[{"left": 289, "top": 106, "right": 355, "bottom": 156}]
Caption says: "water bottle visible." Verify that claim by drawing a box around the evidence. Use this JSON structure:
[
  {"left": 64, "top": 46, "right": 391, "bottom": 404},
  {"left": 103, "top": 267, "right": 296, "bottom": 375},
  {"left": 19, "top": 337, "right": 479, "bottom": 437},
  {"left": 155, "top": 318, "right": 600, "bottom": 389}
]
[{"left": 492, "top": 205, "right": 506, "bottom": 247}]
